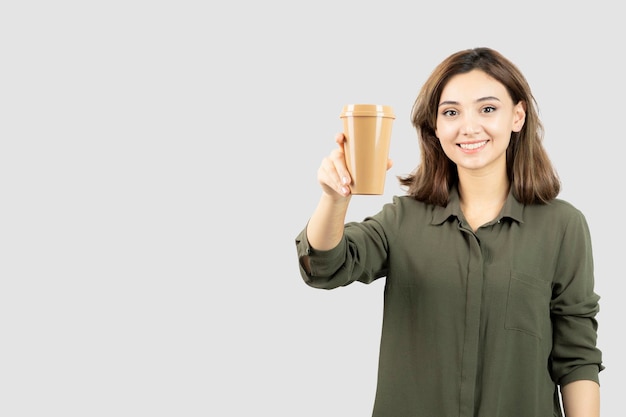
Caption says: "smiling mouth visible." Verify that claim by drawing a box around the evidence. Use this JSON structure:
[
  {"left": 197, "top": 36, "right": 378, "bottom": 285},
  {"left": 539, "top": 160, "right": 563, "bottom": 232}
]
[{"left": 458, "top": 140, "right": 488, "bottom": 150}]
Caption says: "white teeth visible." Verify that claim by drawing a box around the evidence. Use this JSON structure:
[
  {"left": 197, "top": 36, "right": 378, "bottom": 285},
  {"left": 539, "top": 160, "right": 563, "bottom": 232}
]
[{"left": 459, "top": 141, "right": 487, "bottom": 150}]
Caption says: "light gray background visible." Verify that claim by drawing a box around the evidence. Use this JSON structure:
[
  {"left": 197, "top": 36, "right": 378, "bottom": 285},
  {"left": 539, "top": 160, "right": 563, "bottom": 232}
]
[{"left": 1, "top": 1, "right": 622, "bottom": 416}]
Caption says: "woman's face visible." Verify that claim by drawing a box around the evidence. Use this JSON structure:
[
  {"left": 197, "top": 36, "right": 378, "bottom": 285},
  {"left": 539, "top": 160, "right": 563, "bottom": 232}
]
[{"left": 435, "top": 69, "right": 525, "bottom": 176}]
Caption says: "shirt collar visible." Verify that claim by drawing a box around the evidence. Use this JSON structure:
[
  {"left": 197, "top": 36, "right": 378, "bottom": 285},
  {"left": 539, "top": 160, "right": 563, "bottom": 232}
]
[{"left": 431, "top": 185, "right": 524, "bottom": 226}]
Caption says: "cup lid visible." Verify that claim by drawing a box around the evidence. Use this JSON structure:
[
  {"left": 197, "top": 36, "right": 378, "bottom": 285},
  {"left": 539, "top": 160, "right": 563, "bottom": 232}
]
[{"left": 340, "top": 104, "right": 395, "bottom": 119}]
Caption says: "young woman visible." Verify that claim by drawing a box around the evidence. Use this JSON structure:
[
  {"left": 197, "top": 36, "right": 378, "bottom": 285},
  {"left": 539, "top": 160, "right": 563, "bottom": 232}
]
[{"left": 295, "top": 47, "right": 603, "bottom": 416}]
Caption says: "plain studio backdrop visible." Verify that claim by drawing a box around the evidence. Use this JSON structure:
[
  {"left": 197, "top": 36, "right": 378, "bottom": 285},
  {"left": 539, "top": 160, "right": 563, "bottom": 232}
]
[{"left": 0, "top": 1, "right": 622, "bottom": 416}]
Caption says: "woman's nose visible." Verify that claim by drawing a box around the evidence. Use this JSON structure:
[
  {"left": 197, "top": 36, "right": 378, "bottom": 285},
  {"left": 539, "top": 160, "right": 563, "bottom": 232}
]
[{"left": 461, "top": 117, "right": 480, "bottom": 136}]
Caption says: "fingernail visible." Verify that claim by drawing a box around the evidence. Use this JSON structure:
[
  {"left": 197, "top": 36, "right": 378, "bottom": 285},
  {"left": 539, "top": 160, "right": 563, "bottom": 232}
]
[{"left": 342, "top": 176, "right": 348, "bottom": 185}]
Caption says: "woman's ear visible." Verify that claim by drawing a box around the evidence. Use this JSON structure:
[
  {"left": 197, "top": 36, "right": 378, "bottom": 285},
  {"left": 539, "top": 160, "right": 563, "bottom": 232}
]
[{"left": 512, "top": 101, "right": 526, "bottom": 132}]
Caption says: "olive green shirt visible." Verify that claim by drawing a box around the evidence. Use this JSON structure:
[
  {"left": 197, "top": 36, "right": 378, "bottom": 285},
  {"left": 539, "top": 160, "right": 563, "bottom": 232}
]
[{"left": 295, "top": 188, "right": 603, "bottom": 417}]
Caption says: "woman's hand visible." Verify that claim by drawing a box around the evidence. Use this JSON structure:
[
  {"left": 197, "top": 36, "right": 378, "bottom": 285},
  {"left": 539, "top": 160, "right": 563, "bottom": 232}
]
[
  {"left": 317, "top": 133, "right": 353, "bottom": 199},
  {"left": 317, "top": 133, "right": 394, "bottom": 199}
]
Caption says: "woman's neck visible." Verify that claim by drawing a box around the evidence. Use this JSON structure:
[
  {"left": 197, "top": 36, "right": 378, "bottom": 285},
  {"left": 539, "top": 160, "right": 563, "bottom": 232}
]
[{"left": 457, "top": 170, "right": 509, "bottom": 231}]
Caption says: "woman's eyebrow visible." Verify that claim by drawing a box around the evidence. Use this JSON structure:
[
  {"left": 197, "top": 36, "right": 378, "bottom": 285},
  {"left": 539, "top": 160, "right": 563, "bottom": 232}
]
[{"left": 438, "top": 96, "right": 502, "bottom": 107}]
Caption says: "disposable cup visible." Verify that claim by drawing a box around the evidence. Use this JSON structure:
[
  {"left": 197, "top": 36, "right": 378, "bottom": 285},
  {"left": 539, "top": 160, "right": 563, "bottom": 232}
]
[{"left": 340, "top": 104, "right": 395, "bottom": 195}]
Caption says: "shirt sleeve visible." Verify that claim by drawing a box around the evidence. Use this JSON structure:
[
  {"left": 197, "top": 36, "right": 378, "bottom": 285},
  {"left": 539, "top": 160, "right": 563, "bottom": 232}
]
[
  {"left": 550, "top": 208, "right": 604, "bottom": 385},
  {"left": 294, "top": 197, "right": 400, "bottom": 290}
]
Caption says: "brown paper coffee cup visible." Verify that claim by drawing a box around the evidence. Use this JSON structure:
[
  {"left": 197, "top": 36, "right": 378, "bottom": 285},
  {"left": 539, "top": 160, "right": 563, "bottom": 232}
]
[{"left": 340, "top": 104, "right": 395, "bottom": 195}]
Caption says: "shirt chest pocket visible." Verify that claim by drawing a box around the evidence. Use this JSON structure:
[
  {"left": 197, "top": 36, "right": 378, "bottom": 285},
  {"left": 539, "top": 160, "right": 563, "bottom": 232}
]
[{"left": 505, "top": 271, "right": 552, "bottom": 339}]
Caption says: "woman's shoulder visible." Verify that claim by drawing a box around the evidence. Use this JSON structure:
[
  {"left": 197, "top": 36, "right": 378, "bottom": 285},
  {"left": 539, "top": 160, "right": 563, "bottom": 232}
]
[
  {"left": 537, "top": 197, "right": 584, "bottom": 215},
  {"left": 524, "top": 197, "right": 589, "bottom": 228},
  {"left": 387, "top": 194, "right": 435, "bottom": 212},
  {"left": 371, "top": 194, "right": 438, "bottom": 226}
]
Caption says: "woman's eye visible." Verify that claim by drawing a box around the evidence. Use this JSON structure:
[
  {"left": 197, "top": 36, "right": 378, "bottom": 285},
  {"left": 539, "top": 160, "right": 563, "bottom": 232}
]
[
  {"left": 442, "top": 109, "right": 457, "bottom": 117},
  {"left": 482, "top": 106, "right": 496, "bottom": 113}
]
